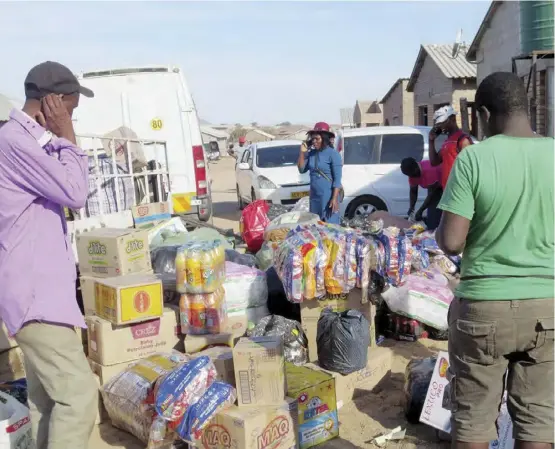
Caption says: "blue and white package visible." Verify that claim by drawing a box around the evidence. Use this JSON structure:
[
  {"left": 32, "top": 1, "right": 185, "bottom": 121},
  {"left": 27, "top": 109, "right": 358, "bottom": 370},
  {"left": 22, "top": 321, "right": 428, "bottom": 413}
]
[
  {"left": 171, "top": 381, "right": 237, "bottom": 443},
  {"left": 153, "top": 356, "right": 216, "bottom": 422}
]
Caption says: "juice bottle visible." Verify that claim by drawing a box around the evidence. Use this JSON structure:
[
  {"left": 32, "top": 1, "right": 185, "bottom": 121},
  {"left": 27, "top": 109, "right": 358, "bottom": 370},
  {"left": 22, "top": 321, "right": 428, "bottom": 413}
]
[
  {"left": 185, "top": 244, "right": 203, "bottom": 294},
  {"left": 180, "top": 293, "right": 208, "bottom": 335},
  {"left": 201, "top": 242, "right": 218, "bottom": 292},
  {"left": 204, "top": 287, "right": 227, "bottom": 334},
  {"left": 175, "top": 248, "right": 187, "bottom": 293}
]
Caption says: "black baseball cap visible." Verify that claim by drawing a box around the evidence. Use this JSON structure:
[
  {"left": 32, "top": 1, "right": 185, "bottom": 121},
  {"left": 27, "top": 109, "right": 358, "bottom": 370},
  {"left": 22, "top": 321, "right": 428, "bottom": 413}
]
[{"left": 24, "top": 61, "right": 94, "bottom": 100}]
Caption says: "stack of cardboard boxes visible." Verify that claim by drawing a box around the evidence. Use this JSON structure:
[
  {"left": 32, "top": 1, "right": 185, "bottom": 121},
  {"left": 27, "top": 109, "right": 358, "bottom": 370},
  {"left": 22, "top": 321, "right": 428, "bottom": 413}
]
[{"left": 77, "top": 227, "right": 183, "bottom": 422}]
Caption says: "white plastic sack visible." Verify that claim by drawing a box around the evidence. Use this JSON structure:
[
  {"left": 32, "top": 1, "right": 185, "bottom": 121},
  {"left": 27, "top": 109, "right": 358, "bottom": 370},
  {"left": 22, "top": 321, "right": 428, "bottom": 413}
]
[
  {"left": 263, "top": 211, "right": 319, "bottom": 241},
  {"left": 223, "top": 262, "right": 268, "bottom": 312},
  {"left": 292, "top": 196, "right": 310, "bottom": 212},
  {"left": 381, "top": 273, "right": 453, "bottom": 331},
  {"left": 0, "top": 391, "right": 33, "bottom": 449},
  {"left": 228, "top": 305, "right": 270, "bottom": 325}
]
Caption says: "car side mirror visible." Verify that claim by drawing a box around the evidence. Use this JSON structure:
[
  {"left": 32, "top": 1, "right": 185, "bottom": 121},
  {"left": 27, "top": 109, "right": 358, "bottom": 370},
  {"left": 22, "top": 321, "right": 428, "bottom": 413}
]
[{"left": 238, "top": 162, "right": 250, "bottom": 170}]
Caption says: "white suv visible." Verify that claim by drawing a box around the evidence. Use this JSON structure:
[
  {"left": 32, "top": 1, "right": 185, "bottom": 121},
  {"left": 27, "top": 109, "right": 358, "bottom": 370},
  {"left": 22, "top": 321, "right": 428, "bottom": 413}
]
[{"left": 336, "top": 126, "right": 475, "bottom": 219}]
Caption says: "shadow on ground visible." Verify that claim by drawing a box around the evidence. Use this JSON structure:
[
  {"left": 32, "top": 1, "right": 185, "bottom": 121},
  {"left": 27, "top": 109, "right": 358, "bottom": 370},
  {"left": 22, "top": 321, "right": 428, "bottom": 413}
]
[{"left": 212, "top": 200, "right": 241, "bottom": 222}]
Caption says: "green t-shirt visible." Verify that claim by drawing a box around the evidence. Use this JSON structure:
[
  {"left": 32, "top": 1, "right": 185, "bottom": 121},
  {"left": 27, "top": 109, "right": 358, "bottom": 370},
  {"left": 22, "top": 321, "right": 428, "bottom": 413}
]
[{"left": 438, "top": 134, "right": 554, "bottom": 300}]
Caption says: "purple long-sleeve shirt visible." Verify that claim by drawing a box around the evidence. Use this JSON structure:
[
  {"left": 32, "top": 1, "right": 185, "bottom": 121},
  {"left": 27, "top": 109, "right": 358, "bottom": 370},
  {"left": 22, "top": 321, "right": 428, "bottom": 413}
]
[{"left": 0, "top": 109, "right": 89, "bottom": 335}]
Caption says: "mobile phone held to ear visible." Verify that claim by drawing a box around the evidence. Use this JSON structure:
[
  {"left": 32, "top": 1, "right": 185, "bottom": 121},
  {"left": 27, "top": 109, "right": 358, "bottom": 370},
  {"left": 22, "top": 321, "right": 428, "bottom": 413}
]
[{"left": 433, "top": 127, "right": 442, "bottom": 136}]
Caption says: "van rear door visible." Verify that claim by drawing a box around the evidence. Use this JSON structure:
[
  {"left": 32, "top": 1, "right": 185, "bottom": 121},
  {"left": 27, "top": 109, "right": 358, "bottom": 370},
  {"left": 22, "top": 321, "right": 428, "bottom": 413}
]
[{"left": 73, "top": 66, "right": 210, "bottom": 219}]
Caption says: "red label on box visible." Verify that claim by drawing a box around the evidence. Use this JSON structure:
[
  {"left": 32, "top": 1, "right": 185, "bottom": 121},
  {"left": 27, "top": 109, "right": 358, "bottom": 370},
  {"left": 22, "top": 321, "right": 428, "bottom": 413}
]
[{"left": 131, "top": 319, "right": 161, "bottom": 339}]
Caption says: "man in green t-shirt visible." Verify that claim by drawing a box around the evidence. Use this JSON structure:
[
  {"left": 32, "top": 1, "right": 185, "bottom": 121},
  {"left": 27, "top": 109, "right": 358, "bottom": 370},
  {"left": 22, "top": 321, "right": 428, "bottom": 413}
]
[{"left": 437, "top": 72, "right": 554, "bottom": 448}]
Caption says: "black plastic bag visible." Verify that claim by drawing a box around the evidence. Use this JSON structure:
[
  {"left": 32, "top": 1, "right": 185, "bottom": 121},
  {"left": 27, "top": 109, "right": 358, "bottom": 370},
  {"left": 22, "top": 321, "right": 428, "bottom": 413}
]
[
  {"left": 316, "top": 309, "right": 370, "bottom": 374},
  {"left": 404, "top": 357, "right": 437, "bottom": 423},
  {"left": 247, "top": 315, "right": 308, "bottom": 365},
  {"left": 266, "top": 267, "right": 300, "bottom": 322},
  {"left": 151, "top": 245, "right": 178, "bottom": 275},
  {"left": 225, "top": 249, "right": 258, "bottom": 268}
]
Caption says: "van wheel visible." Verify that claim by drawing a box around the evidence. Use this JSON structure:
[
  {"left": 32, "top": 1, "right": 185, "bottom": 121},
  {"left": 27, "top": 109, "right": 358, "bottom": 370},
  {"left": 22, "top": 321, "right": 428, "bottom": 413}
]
[
  {"left": 198, "top": 197, "right": 213, "bottom": 222},
  {"left": 346, "top": 195, "right": 387, "bottom": 219}
]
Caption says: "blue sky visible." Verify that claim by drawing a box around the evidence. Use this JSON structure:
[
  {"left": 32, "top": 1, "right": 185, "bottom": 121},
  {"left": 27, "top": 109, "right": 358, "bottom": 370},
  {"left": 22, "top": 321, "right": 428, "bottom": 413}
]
[{"left": 0, "top": 1, "right": 490, "bottom": 125}]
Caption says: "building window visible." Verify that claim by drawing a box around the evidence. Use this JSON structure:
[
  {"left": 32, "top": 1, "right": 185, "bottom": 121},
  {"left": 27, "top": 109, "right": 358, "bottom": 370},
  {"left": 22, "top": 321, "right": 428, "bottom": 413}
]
[{"left": 418, "top": 106, "right": 428, "bottom": 126}]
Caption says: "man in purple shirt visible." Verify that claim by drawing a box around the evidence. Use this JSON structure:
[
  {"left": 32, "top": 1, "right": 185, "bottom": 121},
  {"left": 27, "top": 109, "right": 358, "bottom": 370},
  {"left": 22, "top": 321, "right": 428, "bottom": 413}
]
[{"left": 0, "top": 61, "right": 97, "bottom": 449}]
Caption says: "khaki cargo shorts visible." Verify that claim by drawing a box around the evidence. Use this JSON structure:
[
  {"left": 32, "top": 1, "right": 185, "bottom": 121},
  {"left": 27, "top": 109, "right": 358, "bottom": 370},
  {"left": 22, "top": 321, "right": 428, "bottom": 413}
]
[{"left": 448, "top": 297, "right": 554, "bottom": 443}]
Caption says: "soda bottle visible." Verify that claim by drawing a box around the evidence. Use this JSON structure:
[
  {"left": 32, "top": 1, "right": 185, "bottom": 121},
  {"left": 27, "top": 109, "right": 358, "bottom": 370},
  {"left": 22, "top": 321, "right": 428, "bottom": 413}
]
[{"left": 185, "top": 243, "right": 203, "bottom": 294}]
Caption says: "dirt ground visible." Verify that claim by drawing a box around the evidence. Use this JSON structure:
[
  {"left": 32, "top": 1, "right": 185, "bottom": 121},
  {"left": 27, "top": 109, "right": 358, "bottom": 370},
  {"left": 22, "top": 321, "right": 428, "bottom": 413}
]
[{"left": 89, "top": 157, "right": 450, "bottom": 449}]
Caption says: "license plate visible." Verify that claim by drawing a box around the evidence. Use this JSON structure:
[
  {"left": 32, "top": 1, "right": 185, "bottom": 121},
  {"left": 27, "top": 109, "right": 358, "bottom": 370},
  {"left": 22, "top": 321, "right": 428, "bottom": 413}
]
[
  {"left": 291, "top": 191, "right": 309, "bottom": 199},
  {"left": 191, "top": 199, "right": 202, "bottom": 206}
]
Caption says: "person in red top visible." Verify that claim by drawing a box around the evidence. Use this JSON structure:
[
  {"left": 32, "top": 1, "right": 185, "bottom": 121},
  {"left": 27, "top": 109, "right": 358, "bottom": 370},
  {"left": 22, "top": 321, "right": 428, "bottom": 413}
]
[
  {"left": 401, "top": 157, "right": 443, "bottom": 229},
  {"left": 428, "top": 105, "right": 472, "bottom": 189}
]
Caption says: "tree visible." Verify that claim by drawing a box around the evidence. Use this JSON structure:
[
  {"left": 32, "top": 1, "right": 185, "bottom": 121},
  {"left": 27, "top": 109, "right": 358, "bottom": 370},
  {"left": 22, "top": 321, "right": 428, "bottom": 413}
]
[
  {"left": 277, "top": 121, "right": 291, "bottom": 127},
  {"left": 251, "top": 122, "right": 258, "bottom": 127},
  {"left": 229, "top": 125, "right": 247, "bottom": 141}
]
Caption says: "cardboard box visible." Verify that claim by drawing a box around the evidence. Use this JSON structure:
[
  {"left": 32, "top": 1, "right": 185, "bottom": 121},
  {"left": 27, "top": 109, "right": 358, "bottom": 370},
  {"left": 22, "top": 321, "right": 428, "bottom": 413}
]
[
  {"left": 420, "top": 352, "right": 514, "bottom": 449},
  {"left": 80, "top": 271, "right": 154, "bottom": 317},
  {"left": 0, "top": 347, "right": 25, "bottom": 383},
  {"left": 76, "top": 228, "right": 151, "bottom": 277},
  {"left": 184, "top": 316, "right": 247, "bottom": 354},
  {"left": 88, "top": 359, "right": 138, "bottom": 385},
  {"left": 286, "top": 363, "right": 338, "bottom": 449},
  {"left": 0, "top": 321, "right": 17, "bottom": 353},
  {"left": 233, "top": 337, "right": 286, "bottom": 407},
  {"left": 190, "top": 347, "right": 235, "bottom": 386},
  {"left": 301, "top": 289, "right": 374, "bottom": 361},
  {"left": 201, "top": 398, "right": 298, "bottom": 449},
  {"left": 94, "top": 273, "right": 163, "bottom": 325},
  {"left": 132, "top": 202, "right": 171, "bottom": 229},
  {"left": 306, "top": 347, "right": 392, "bottom": 409},
  {"left": 86, "top": 307, "right": 183, "bottom": 365}
]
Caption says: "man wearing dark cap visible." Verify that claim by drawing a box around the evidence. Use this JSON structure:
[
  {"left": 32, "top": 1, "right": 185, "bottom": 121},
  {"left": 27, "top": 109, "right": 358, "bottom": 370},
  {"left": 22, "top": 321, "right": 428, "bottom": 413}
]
[{"left": 0, "top": 62, "right": 97, "bottom": 448}]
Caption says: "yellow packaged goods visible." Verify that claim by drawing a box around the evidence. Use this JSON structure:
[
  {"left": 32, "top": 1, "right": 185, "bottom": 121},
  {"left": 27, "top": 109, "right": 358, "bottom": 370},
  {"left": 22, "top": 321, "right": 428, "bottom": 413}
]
[
  {"left": 94, "top": 273, "right": 163, "bottom": 325},
  {"left": 190, "top": 347, "right": 235, "bottom": 386},
  {"left": 232, "top": 337, "right": 286, "bottom": 406},
  {"left": 286, "top": 363, "right": 339, "bottom": 449},
  {"left": 306, "top": 347, "right": 392, "bottom": 409},
  {"left": 179, "top": 287, "right": 227, "bottom": 335},
  {"left": 201, "top": 398, "right": 298, "bottom": 449},
  {"left": 76, "top": 228, "right": 151, "bottom": 277},
  {"left": 175, "top": 240, "right": 226, "bottom": 294},
  {"left": 87, "top": 307, "right": 183, "bottom": 366},
  {"left": 101, "top": 352, "right": 189, "bottom": 447}
]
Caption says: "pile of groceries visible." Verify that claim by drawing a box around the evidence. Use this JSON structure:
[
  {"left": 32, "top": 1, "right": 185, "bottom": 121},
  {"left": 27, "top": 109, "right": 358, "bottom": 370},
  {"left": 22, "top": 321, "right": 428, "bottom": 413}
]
[{"left": 0, "top": 199, "right": 496, "bottom": 449}]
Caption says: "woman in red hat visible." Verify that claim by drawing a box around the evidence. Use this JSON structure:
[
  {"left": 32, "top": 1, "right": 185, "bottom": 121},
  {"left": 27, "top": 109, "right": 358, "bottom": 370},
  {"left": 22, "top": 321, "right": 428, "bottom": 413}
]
[{"left": 297, "top": 122, "right": 343, "bottom": 224}]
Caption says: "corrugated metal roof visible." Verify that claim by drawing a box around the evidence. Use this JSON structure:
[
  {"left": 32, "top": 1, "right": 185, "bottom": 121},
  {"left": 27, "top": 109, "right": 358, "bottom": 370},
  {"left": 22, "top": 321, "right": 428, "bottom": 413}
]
[
  {"left": 200, "top": 125, "right": 229, "bottom": 139},
  {"left": 424, "top": 44, "right": 477, "bottom": 78},
  {"left": 339, "top": 107, "right": 354, "bottom": 125},
  {"left": 407, "top": 44, "right": 477, "bottom": 91}
]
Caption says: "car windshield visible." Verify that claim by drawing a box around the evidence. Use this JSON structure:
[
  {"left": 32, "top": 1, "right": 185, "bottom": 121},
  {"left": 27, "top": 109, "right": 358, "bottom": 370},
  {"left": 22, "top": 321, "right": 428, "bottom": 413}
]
[{"left": 256, "top": 146, "right": 300, "bottom": 168}]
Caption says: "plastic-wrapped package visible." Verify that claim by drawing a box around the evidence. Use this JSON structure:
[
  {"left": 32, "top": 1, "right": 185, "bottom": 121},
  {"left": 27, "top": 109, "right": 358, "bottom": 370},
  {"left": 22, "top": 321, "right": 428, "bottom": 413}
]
[
  {"left": 404, "top": 357, "right": 437, "bottom": 423},
  {"left": 175, "top": 240, "right": 226, "bottom": 294},
  {"left": 240, "top": 200, "right": 270, "bottom": 253},
  {"left": 411, "top": 247, "right": 431, "bottom": 271},
  {"left": 292, "top": 196, "right": 310, "bottom": 212},
  {"left": 224, "top": 249, "right": 257, "bottom": 268},
  {"left": 375, "top": 228, "right": 413, "bottom": 287},
  {"left": 411, "top": 230, "right": 442, "bottom": 255},
  {"left": 431, "top": 255, "right": 458, "bottom": 275},
  {"left": 256, "top": 241, "right": 279, "bottom": 271},
  {"left": 317, "top": 309, "right": 370, "bottom": 375},
  {"left": 354, "top": 232, "right": 371, "bottom": 291},
  {"left": 247, "top": 315, "right": 308, "bottom": 365},
  {"left": 102, "top": 352, "right": 189, "bottom": 448},
  {"left": 273, "top": 229, "right": 328, "bottom": 303},
  {"left": 223, "top": 261, "right": 268, "bottom": 312},
  {"left": 228, "top": 304, "right": 270, "bottom": 328},
  {"left": 0, "top": 390, "right": 32, "bottom": 449},
  {"left": 170, "top": 381, "right": 236, "bottom": 443},
  {"left": 381, "top": 273, "right": 453, "bottom": 331},
  {"left": 312, "top": 225, "right": 348, "bottom": 295},
  {"left": 179, "top": 287, "right": 227, "bottom": 335},
  {"left": 152, "top": 356, "right": 217, "bottom": 422},
  {"left": 263, "top": 211, "right": 319, "bottom": 242}
]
